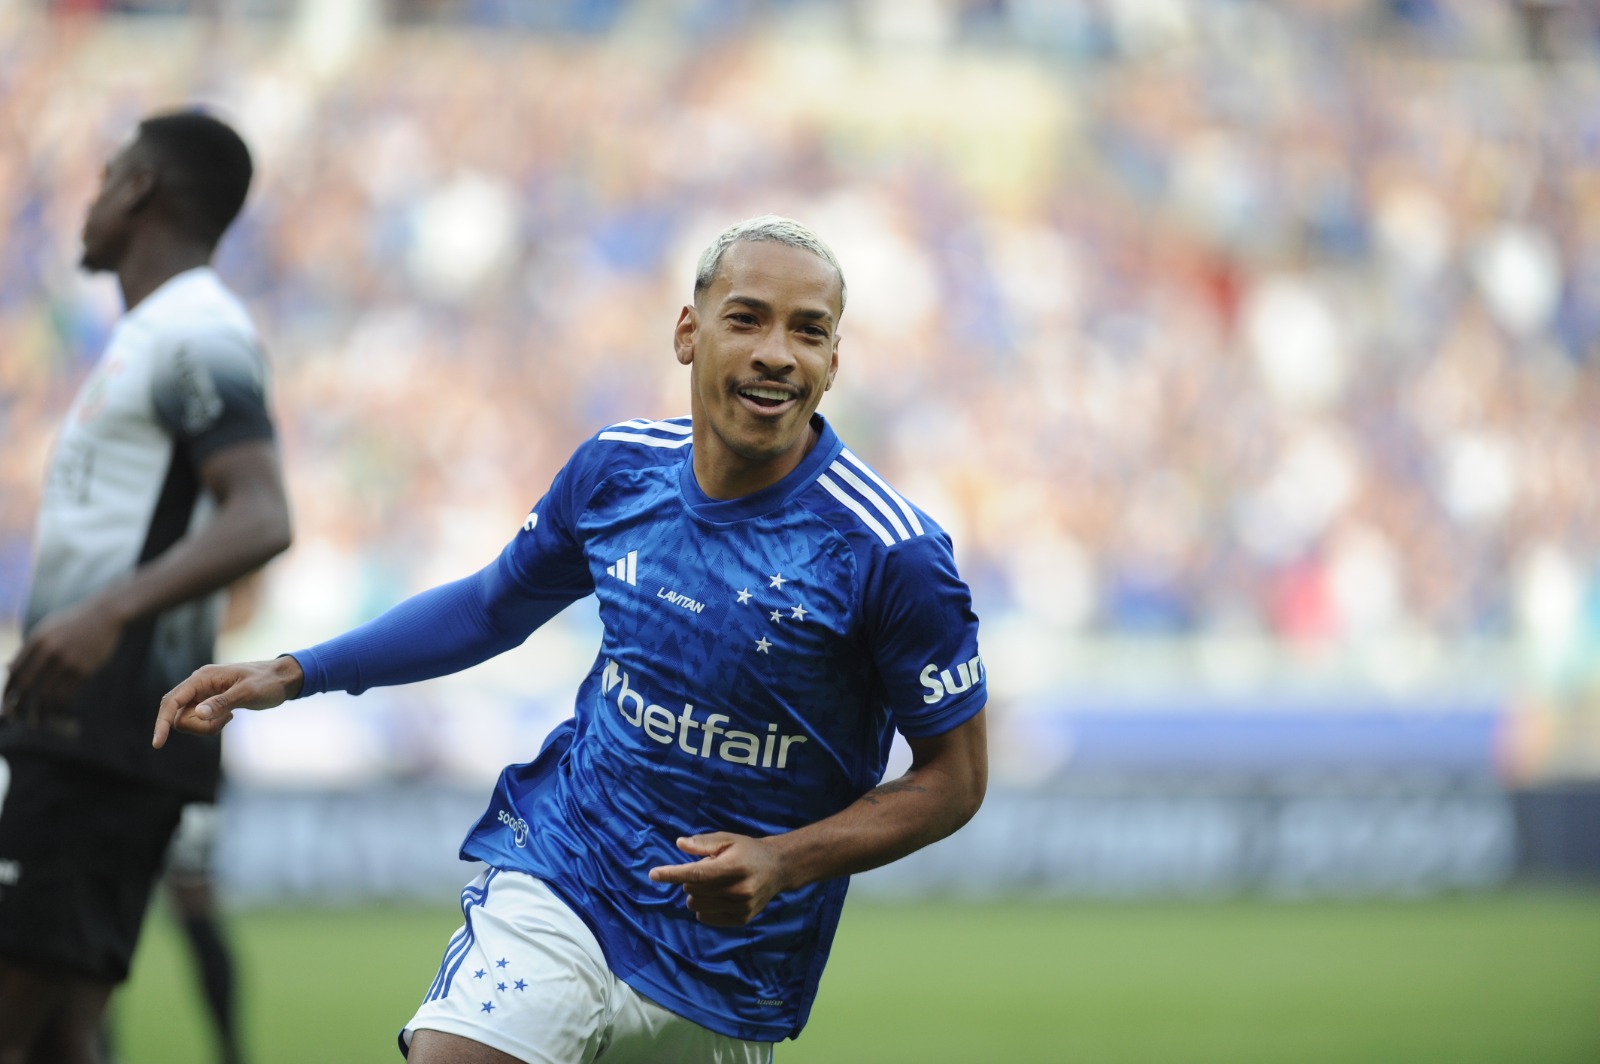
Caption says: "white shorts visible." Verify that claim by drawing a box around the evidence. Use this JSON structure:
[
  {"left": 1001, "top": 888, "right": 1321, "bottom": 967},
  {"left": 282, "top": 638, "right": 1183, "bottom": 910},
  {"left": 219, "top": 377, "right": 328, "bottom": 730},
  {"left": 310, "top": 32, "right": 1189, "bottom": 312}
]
[{"left": 400, "top": 868, "right": 774, "bottom": 1064}]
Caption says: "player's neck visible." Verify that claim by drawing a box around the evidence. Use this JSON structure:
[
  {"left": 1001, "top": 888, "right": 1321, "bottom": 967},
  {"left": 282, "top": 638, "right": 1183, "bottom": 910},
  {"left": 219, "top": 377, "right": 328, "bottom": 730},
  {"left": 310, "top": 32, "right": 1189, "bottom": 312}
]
[
  {"left": 693, "top": 418, "right": 820, "bottom": 501},
  {"left": 116, "top": 236, "right": 214, "bottom": 311}
]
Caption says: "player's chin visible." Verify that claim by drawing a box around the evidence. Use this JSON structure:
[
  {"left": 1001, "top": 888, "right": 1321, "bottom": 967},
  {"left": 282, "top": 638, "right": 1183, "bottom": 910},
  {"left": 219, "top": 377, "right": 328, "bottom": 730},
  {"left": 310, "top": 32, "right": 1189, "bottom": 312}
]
[{"left": 728, "top": 419, "right": 809, "bottom": 460}]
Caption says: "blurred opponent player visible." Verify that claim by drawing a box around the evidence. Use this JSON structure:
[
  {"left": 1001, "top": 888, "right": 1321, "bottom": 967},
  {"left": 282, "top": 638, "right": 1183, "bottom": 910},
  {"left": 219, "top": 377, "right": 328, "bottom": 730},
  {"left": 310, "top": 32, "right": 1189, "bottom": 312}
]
[
  {"left": 0, "top": 111, "right": 290, "bottom": 1064},
  {"left": 149, "top": 572, "right": 263, "bottom": 1064},
  {"left": 156, "top": 216, "right": 986, "bottom": 1063},
  {"left": 106, "top": 577, "right": 263, "bottom": 1064}
]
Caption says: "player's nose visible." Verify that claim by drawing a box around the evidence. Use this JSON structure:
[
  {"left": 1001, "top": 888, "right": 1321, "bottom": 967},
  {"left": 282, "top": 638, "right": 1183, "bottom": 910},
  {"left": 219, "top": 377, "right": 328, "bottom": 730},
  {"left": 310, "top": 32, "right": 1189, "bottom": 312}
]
[{"left": 749, "top": 328, "right": 798, "bottom": 374}]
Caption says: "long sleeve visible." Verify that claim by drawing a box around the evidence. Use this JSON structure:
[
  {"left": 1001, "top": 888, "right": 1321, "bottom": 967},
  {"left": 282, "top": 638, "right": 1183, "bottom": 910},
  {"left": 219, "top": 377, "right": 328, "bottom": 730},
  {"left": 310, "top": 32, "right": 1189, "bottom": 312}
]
[{"left": 290, "top": 558, "right": 574, "bottom": 697}]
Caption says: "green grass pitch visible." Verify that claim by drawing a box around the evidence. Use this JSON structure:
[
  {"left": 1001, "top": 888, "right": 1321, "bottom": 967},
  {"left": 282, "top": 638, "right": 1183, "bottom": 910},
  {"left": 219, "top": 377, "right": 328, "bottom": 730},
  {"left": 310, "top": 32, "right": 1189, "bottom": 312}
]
[{"left": 114, "top": 892, "right": 1600, "bottom": 1063}]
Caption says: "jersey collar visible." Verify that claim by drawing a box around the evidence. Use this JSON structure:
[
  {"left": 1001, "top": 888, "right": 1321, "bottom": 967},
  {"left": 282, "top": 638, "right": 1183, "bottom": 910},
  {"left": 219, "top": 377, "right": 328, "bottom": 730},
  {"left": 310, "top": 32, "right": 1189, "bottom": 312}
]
[{"left": 678, "top": 414, "right": 844, "bottom": 523}]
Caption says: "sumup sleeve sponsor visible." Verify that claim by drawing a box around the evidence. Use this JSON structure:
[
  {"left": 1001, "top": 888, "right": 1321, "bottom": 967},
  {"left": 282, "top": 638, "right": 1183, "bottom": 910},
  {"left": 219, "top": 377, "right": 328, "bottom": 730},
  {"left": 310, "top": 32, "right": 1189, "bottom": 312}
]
[{"left": 920, "top": 654, "right": 984, "bottom": 705}]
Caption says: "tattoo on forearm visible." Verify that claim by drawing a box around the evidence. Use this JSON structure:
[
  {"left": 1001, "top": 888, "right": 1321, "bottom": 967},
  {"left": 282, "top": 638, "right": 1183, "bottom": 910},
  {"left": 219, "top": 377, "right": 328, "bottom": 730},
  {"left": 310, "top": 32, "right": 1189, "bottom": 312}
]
[{"left": 861, "top": 779, "right": 930, "bottom": 806}]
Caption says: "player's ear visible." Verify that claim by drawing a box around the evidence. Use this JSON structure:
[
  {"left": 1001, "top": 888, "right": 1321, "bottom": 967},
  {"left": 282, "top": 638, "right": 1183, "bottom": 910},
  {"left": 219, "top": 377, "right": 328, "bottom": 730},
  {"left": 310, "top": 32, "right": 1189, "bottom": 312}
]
[
  {"left": 674, "top": 306, "right": 698, "bottom": 366},
  {"left": 117, "top": 147, "right": 160, "bottom": 214},
  {"left": 825, "top": 336, "right": 839, "bottom": 391},
  {"left": 125, "top": 165, "right": 158, "bottom": 210}
]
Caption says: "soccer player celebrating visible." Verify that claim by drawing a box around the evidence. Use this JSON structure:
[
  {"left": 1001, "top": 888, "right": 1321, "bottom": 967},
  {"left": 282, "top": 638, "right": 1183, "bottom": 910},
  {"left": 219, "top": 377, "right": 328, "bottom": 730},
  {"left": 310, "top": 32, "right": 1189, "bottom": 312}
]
[
  {"left": 155, "top": 216, "right": 987, "bottom": 1063},
  {"left": 0, "top": 111, "right": 290, "bottom": 1064}
]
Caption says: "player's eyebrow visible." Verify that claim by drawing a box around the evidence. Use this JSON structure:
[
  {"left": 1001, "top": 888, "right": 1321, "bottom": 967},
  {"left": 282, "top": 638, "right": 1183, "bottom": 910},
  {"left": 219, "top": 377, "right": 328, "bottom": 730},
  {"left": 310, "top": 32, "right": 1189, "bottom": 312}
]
[{"left": 722, "top": 294, "right": 835, "bottom": 327}]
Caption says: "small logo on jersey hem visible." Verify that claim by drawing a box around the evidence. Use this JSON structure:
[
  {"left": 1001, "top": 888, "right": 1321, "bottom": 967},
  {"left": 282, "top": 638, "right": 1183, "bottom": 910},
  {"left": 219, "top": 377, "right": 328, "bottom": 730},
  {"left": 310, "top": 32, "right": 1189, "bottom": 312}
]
[{"left": 497, "top": 809, "right": 530, "bottom": 847}]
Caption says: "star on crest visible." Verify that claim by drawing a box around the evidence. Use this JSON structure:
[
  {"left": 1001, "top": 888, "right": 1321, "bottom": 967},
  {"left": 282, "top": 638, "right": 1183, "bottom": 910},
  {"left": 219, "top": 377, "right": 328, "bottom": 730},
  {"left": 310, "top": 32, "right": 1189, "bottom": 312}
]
[
  {"left": 791, "top": 604, "right": 808, "bottom": 621},
  {"left": 769, "top": 610, "right": 783, "bottom": 623},
  {"left": 769, "top": 573, "right": 787, "bottom": 589},
  {"left": 736, "top": 587, "right": 753, "bottom": 604},
  {"left": 756, "top": 636, "right": 772, "bottom": 653}
]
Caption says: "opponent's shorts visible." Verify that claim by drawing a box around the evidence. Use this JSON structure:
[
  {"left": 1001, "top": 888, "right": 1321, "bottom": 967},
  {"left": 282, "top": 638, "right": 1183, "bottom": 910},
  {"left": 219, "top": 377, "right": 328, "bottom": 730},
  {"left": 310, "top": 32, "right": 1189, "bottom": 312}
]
[
  {"left": 401, "top": 868, "right": 774, "bottom": 1063},
  {"left": 0, "top": 753, "right": 186, "bottom": 982},
  {"left": 164, "top": 800, "right": 221, "bottom": 887}
]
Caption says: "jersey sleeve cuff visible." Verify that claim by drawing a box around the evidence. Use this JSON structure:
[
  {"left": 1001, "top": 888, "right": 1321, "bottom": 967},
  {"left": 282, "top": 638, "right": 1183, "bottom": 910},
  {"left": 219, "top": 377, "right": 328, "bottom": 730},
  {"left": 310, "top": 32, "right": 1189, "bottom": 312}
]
[
  {"left": 892, "top": 684, "right": 986, "bottom": 740},
  {"left": 285, "top": 649, "right": 325, "bottom": 698}
]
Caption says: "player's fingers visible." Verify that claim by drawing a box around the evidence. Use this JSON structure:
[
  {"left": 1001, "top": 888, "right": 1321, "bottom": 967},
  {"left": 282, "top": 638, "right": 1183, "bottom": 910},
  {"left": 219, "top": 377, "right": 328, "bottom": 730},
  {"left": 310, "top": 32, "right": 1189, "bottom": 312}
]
[
  {"left": 649, "top": 834, "right": 738, "bottom": 883},
  {"left": 675, "top": 833, "right": 738, "bottom": 858},
  {"left": 33, "top": 659, "right": 84, "bottom": 718},
  {"left": 0, "top": 672, "right": 19, "bottom": 721},
  {"left": 152, "top": 692, "right": 187, "bottom": 748},
  {"left": 648, "top": 859, "right": 707, "bottom": 885},
  {"left": 154, "top": 676, "right": 206, "bottom": 747},
  {"left": 154, "top": 672, "right": 242, "bottom": 747},
  {"left": 160, "top": 672, "right": 218, "bottom": 715},
  {"left": 2, "top": 641, "right": 39, "bottom": 709},
  {"left": 649, "top": 858, "right": 745, "bottom": 887},
  {"left": 6, "top": 651, "right": 74, "bottom": 725},
  {"left": 682, "top": 895, "right": 757, "bottom": 926},
  {"left": 165, "top": 703, "right": 235, "bottom": 743},
  {"left": 166, "top": 665, "right": 244, "bottom": 718}
]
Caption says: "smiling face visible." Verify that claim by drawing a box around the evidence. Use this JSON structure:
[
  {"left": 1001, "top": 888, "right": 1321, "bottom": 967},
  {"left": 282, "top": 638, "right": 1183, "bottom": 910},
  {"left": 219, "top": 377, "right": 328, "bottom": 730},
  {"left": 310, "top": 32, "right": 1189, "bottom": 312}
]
[{"left": 674, "top": 239, "right": 842, "bottom": 499}]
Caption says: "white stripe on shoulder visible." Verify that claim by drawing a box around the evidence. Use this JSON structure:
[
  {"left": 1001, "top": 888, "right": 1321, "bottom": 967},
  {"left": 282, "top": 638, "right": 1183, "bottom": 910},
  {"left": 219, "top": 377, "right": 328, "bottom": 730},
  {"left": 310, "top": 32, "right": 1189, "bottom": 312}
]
[
  {"left": 840, "top": 450, "right": 924, "bottom": 536},
  {"left": 827, "top": 460, "right": 911, "bottom": 540},
  {"left": 817, "top": 474, "right": 896, "bottom": 546},
  {"left": 597, "top": 430, "right": 692, "bottom": 449},
  {"left": 597, "top": 417, "right": 693, "bottom": 449},
  {"left": 611, "top": 418, "right": 693, "bottom": 435}
]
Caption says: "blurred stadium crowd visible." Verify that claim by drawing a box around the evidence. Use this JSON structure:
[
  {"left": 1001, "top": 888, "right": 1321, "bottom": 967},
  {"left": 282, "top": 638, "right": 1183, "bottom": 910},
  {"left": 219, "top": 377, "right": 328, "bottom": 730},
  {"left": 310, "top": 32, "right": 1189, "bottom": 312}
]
[{"left": 3, "top": 0, "right": 1599, "bottom": 781}]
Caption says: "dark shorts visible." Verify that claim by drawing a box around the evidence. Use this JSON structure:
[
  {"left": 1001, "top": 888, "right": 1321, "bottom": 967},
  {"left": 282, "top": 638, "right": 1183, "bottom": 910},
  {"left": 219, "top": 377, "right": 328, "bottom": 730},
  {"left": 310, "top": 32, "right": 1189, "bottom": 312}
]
[{"left": 0, "top": 753, "right": 186, "bottom": 983}]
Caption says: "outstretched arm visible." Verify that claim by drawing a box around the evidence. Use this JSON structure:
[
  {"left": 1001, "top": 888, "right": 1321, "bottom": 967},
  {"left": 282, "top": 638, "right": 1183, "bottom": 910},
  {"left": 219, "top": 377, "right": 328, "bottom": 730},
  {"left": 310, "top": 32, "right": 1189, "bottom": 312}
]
[
  {"left": 648, "top": 707, "right": 988, "bottom": 926},
  {"left": 153, "top": 556, "right": 570, "bottom": 748}
]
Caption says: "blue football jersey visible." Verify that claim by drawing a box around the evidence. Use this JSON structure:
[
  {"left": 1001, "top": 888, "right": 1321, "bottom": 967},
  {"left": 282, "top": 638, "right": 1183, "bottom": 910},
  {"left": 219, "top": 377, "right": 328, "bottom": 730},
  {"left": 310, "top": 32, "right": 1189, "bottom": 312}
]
[{"left": 459, "top": 414, "right": 985, "bottom": 1042}]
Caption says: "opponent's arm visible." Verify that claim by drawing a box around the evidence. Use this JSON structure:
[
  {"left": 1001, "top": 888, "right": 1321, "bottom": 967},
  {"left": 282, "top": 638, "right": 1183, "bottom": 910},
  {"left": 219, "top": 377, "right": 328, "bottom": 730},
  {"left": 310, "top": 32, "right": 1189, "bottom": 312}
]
[
  {"left": 4, "top": 440, "right": 290, "bottom": 722},
  {"left": 649, "top": 706, "right": 988, "bottom": 926}
]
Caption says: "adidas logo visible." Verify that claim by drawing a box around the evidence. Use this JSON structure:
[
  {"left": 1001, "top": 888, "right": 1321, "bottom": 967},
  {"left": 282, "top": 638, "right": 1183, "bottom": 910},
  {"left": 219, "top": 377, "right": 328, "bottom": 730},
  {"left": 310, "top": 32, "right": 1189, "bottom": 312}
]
[{"left": 606, "top": 550, "right": 638, "bottom": 585}]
